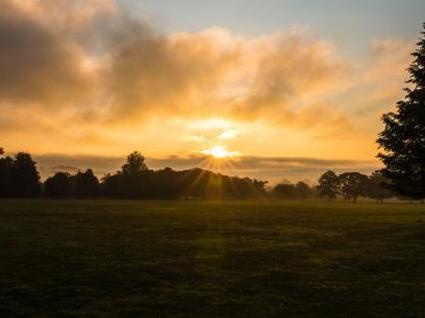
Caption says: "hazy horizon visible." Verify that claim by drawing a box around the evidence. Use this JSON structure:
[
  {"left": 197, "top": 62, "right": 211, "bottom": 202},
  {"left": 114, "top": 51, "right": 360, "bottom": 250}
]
[{"left": 16, "top": 152, "right": 376, "bottom": 184}]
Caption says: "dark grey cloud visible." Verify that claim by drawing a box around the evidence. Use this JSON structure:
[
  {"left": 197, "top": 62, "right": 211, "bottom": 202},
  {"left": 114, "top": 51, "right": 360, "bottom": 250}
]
[{"left": 0, "top": 0, "right": 93, "bottom": 106}]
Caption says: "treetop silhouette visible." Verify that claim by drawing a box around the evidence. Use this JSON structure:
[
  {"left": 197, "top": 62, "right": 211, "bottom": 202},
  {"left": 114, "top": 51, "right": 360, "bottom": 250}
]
[{"left": 378, "top": 22, "right": 425, "bottom": 200}]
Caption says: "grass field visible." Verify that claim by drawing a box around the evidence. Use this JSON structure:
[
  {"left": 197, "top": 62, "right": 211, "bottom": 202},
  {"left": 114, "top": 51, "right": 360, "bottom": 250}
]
[{"left": 0, "top": 200, "right": 424, "bottom": 317}]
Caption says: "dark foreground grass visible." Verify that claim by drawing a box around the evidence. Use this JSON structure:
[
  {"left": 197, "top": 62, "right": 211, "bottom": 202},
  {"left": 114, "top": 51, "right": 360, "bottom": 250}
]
[{"left": 0, "top": 200, "right": 424, "bottom": 317}]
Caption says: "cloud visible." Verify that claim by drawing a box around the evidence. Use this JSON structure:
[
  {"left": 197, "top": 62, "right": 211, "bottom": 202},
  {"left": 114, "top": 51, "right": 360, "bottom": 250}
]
[
  {"left": 105, "top": 25, "right": 352, "bottom": 137},
  {"left": 105, "top": 27, "right": 243, "bottom": 119},
  {"left": 363, "top": 39, "right": 414, "bottom": 105},
  {"left": 350, "top": 38, "right": 415, "bottom": 119},
  {"left": 218, "top": 130, "right": 238, "bottom": 140},
  {"left": 0, "top": 0, "right": 101, "bottom": 107},
  {"left": 0, "top": 0, "right": 352, "bottom": 138}
]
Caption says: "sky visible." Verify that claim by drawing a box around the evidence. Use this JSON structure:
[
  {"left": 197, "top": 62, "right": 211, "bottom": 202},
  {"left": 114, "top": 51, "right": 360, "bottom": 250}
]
[{"left": 1, "top": 0, "right": 424, "bottom": 183}]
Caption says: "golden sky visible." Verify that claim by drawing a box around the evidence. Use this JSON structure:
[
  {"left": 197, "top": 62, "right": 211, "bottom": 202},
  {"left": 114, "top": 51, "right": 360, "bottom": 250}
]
[{"left": 0, "top": 0, "right": 418, "bottom": 182}]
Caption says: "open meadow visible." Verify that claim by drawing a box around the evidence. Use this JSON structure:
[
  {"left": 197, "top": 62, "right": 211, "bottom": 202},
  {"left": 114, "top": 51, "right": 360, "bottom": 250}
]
[{"left": 0, "top": 200, "right": 424, "bottom": 317}]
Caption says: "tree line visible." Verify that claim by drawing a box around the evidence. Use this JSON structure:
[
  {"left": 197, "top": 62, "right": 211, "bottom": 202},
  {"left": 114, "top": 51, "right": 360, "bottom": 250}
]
[
  {"left": 0, "top": 147, "right": 396, "bottom": 202},
  {"left": 270, "top": 171, "right": 394, "bottom": 203},
  {"left": 0, "top": 149, "right": 267, "bottom": 200},
  {"left": 316, "top": 170, "right": 393, "bottom": 203}
]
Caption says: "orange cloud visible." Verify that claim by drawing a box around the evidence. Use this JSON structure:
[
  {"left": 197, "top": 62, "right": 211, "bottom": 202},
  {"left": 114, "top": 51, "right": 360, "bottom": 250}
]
[{"left": 363, "top": 39, "right": 414, "bottom": 104}]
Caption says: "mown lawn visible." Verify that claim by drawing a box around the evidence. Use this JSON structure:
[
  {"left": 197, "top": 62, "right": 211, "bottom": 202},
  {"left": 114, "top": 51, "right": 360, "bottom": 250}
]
[{"left": 0, "top": 200, "right": 424, "bottom": 317}]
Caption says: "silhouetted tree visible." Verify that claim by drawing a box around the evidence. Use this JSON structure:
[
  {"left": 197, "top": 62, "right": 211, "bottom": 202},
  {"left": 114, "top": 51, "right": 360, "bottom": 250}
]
[
  {"left": 122, "top": 151, "right": 148, "bottom": 175},
  {"left": 9, "top": 152, "right": 41, "bottom": 198},
  {"left": 366, "top": 171, "right": 393, "bottom": 203},
  {"left": 274, "top": 183, "right": 296, "bottom": 199},
  {"left": 252, "top": 179, "right": 268, "bottom": 196},
  {"left": 378, "top": 23, "right": 425, "bottom": 200},
  {"left": 72, "top": 169, "right": 100, "bottom": 199},
  {"left": 273, "top": 182, "right": 312, "bottom": 200},
  {"left": 0, "top": 149, "right": 13, "bottom": 198},
  {"left": 102, "top": 152, "right": 267, "bottom": 200},
  {"left": 317, "top": 171, "right": 339, "bottom": 201},
  {"left": 5, "top": 149, "right": 271, "bottom": 200},
  {"left": 339, "top": 172, "right": 368, "bottom": 202},
  {"left": 45, "top": 172, "right": 72, "bottom": 198},
  {"left": 295, "top": 181, "right": 313, "bottom": 199}
]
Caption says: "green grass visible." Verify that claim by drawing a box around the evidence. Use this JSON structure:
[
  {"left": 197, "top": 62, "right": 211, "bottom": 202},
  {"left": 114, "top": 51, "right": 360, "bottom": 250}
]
[{"left": 0, "top": 200, "right": 424, "bottom": 317}]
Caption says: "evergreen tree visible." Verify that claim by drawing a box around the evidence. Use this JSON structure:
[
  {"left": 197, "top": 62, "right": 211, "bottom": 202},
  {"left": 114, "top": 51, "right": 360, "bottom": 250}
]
[{"left": 378, "top": 23, "right": 425, "bottom": 200}]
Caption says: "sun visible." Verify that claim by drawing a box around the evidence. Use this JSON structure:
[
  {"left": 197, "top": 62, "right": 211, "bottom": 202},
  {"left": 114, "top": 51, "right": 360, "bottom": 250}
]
[
  {"left": 200, "top": 145, "right": 239, "bottom": 172},
  {"left": 210, "top": 146, "right": 230, "bottom": 158},
  {"left": 202, "top": 145, "right": 239, "bottom": 159}
]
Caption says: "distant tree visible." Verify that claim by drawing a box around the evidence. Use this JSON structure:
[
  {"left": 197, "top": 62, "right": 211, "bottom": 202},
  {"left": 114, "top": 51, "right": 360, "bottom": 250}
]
[
  {"left": 378, "top": 23, "right": 425, "bottom": 200},
  {"left": 103, "top": 157, "right": 266, "bottom": 200},
  {"left": 153, "top": 167, "right": 180, "bottom": 199},
  {"left": 9, "top": 152, "right": 41, "bottom": 198},
  {"left": 103, "top": 151, "right": 152, "bottom": 199},
  {"left": 0, "top": 149, "right": 13, "bottom": 198},
  {"left": 366, "top": 171, "right": 393, "bottom": 203},
  {"left": 339, "top": 172, "right": 369, "bottom": 202},
  {"left": 45, "top": 172, "right": 72, "bottom": 198},
  {"left": 72, "top": 169, "right": 100, "bottom": 199},
  {"left": 395, "top": 195, "right": 417, "bottom": 204},
  {"left": 274, "top": 183, "right": 297, "bottom": 199},
  {"left": 295, "top": 181, "right": 313, "bottom": 199},
  {"left": 101, "top": 173, "right": 122, "bottom": 198},
  {"left": 121, "top": 151, "right": 148, "bottom": 175},
  {"left": 0, "top": 148, "right": 265, "bottom": 201},
  {"left": 317, "top": 171, "right": 339, "bottom": 201},
  {"left": 252, "top": 179, "right": 268, "bottom": 195},
  {"left": 310, "top": 185, "right": 321, "bottom": 199},
  {"left": 273, "top": 181, "right": 312, "bottom": 200}
]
